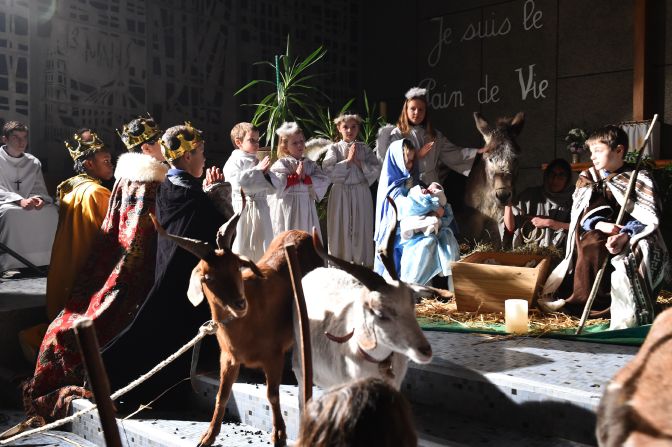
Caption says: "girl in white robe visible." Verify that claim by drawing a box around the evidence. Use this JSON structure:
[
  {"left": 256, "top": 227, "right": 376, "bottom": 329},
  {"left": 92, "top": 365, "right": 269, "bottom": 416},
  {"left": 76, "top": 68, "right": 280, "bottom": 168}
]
[
  {"left": 322, "top": 114, "right": 380, "bottom": 267},
  {"left": 375, "top": 87, "right": 478, "bottom": 186},
  {"left": 223, "top": 123, "right": 278, "bottom": 261},
  {"left": 270, "top": 122, "right": 330, "bottom": 239}
]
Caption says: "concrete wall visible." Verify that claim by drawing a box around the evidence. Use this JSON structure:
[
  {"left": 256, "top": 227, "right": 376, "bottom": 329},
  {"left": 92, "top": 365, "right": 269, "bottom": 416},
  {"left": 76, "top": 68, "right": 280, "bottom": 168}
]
[
  {"left": 0, "top": 0, "right": 362, "bottom": 191},
  {"left": 0, "top": 0, "right": 670, "bottom": 194},
  {"left": 362, "top": 0, "right": 672, "bottom": 192}
]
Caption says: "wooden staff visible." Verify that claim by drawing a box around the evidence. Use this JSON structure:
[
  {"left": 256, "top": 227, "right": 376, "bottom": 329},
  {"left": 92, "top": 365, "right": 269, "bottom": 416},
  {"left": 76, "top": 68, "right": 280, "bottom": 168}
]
[
  {"left": 73, "top": 318, "right": 122, "bottom": 447},
  {"left": 284, "top": 243, "right": 313, "bottom": 410},
  {"left": 576, "top": 114, "right": 658, "bottom": 335}
]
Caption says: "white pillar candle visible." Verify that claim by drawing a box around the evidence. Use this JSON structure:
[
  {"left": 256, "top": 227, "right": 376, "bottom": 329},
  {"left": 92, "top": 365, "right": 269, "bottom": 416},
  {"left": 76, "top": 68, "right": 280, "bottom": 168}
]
[{"left": 505, "top": 299, "right": 528, "bottom": 334}]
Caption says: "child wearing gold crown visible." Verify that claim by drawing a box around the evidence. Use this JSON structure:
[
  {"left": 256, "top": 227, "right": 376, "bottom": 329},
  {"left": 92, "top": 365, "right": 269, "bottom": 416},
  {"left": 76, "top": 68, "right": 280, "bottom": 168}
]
[
  {"left": 270, "top": 122, "right": 330, "bottom": 238},
  {"left": 17, "top": 129, "right": 114, "bottom": 363},
  {"left": 23, "top": 115, "right": 169, "bottom": 421},
  {"left": 101, "top": 122, "right": 233, "bottom": 399}
]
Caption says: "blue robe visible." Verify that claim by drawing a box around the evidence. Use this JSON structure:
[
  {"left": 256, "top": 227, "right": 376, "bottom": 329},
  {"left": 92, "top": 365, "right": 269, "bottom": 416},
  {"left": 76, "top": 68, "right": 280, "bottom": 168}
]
[
  {"left": 397, "top": 186, "right": 460, "bottom": 285},
  {"left": 373, "top": 139, "right": 417, "bottom": 278}
]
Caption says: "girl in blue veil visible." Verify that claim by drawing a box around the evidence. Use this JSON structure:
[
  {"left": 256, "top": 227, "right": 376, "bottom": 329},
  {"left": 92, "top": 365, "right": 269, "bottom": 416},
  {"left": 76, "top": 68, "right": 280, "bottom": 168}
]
[{"left": 373, "top": 139, "right": 418, "bottom": 278}]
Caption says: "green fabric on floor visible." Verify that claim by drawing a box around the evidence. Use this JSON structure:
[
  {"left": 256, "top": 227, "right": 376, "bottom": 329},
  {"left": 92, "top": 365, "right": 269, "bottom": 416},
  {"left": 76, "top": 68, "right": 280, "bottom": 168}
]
[{"left": 418, "top": 317, "right": 650, "bottom": 346}]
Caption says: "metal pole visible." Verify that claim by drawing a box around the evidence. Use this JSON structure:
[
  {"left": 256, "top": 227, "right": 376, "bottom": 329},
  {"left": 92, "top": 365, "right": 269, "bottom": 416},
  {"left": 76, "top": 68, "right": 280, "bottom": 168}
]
[
  {"left": 284, "top": 244, "right": 313, "bottom": 408},
  {"left": 576, "top": 114, "right": 658, "bottom": 334},
  {"left": 73, "top": 318, "right": 122, "bottom": 447},
  {"left": 0, "top": 241, "right": 46, "bottom": 275}
]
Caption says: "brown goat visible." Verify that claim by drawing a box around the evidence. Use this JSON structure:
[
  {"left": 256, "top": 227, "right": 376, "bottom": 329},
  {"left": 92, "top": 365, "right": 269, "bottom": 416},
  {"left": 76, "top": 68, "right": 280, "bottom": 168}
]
[{"left": 153, "top": 206, "right": 323, "bottom": 447}]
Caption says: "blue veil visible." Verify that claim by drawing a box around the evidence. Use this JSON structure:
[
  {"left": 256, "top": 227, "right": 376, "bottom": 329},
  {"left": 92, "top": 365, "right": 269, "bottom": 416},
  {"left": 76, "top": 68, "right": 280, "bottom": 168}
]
[{"left": 374, "top": 139, "right": 418, "bottom": 246}]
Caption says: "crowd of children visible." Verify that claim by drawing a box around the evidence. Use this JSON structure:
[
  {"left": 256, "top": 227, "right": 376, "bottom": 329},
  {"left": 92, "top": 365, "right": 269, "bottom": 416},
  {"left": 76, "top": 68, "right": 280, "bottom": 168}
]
[{"left": 1, "top": 85, "right": 669, "bottom": 443}]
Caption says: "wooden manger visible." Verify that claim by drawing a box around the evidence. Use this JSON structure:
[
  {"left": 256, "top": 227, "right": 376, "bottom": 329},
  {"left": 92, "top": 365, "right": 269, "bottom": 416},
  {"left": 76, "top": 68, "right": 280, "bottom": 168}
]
[{"left": 452, "top": 252, "right": 551, "bottom": 314}]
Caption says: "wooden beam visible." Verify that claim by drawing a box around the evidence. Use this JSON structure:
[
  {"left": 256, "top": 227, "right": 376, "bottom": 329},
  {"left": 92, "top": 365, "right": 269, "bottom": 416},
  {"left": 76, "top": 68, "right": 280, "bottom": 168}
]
[{"left": 633, "top": 0, "right": 647, "bottom": 120}]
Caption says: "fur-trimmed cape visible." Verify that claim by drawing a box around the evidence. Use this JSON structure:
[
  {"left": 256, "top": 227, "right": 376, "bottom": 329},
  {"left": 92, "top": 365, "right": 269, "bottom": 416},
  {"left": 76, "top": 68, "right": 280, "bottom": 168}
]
[
  {"left": 114, "top": 151, "right": 168, "bottom": 183},
  {"left": 23, "top": 152, "right": 167, "bottom": 421}
]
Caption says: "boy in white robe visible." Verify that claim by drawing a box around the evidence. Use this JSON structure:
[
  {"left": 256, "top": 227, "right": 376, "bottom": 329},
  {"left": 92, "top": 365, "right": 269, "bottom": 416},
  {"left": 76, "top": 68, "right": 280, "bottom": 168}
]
[
  {"left": 270, "top": 122, "right": 329, "bottom": 239},
  {"left": 223, "top": 122, "right": 278, "bottom": 261},
  {"left": 0, "top": 121, "right": 58, "bottom": 271},
  {"left": 323, "top": 113, "right": 380, "bottom": 267}
]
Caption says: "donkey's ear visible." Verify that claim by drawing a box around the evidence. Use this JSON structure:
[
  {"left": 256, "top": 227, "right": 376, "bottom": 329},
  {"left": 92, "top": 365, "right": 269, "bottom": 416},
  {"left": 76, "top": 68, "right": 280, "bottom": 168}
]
[
  {"left": 510, "top": 112, "right": 525, "bottom": 137},
  {"left": 187, "top": 265, "right": 205, "bottom": 307},
  {"left": 473, "top": 112, "right": 491, "bottom": 144}
]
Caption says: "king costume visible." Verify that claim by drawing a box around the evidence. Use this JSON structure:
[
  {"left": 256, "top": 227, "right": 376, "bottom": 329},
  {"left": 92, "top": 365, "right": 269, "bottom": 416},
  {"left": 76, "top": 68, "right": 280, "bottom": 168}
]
[
  {"left": 46, "top": 132, "right": 111, "bottom": 321},
  {"left": 23, "top": 118, "right": 168, "bottom": 421},
  {"left": 541, "top": 166, "right": 670, "bottom": 330},
  {"left": 103, "top": 123, "right": 233, "bottom": 395},
  {"left": 0, "top": 146, "right": 58, "bottom": 271}
]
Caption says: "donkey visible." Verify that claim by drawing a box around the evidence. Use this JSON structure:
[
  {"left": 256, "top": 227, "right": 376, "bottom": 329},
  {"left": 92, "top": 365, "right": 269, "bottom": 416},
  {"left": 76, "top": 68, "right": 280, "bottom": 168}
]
[{"left": 458, "top": 111, "right": 525, "bottom": 247}]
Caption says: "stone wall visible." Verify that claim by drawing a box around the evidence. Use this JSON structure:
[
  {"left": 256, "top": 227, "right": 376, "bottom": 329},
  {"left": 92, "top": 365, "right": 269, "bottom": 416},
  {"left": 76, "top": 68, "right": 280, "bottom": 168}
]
[
  {"left": 0, "top": 0, "right": 362, "bottom": 190},
  {"left": 362, "top": 0, "right": 672, "bottom": 192}
]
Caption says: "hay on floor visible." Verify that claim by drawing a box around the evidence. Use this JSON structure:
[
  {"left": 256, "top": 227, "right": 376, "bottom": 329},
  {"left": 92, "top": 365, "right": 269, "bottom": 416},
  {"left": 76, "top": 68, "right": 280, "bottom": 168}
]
[{"left": 416, "top": 297, "right": 608, "bottom": 336}]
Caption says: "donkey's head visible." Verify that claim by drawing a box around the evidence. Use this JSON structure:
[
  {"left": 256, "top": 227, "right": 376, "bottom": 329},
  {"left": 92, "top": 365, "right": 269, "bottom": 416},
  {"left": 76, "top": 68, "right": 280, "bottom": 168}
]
[{"left": 474, "top": 112, "right": 525, "bottom": 207}]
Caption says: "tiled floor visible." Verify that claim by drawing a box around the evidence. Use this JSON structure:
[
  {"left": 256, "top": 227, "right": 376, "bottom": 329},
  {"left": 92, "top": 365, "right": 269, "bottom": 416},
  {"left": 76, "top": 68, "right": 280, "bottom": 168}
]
[
  {"left": 0, "top": 275, "right": 639, "bottom": 446},
  {"left": 0, "top": 409, "right": 98, "bottom": 447}
]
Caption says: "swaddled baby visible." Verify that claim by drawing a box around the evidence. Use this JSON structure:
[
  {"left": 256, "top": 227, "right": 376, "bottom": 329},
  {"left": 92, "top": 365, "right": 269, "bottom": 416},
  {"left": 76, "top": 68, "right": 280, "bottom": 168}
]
[{"left": 399, "top": 182, "right": 447, "bottom": 240}]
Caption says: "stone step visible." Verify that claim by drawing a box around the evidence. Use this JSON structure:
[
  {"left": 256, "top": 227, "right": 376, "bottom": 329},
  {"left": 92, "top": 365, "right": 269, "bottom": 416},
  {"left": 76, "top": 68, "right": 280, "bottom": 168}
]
[
  {"left": 187, "top": 330, "right": 636, "bottom": 446},
  {"left": 62, "top": 397, "right": 593, "bottom": 447},
  {"left": 0, "top": 276, "right": 47, "bottom": 369},
  {"left": 69, "top": 398, "right": 273, "bottom": 447},
  {"left": 0, "top": 408, "right": 98, "bottom": 447},
  {"left": 404, "top": 331, "right": 637, "bottom": 445}
]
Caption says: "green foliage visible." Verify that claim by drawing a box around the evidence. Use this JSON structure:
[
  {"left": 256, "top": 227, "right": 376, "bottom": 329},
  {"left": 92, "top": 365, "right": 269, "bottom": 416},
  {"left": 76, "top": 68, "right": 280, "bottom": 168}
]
[
  {"left": 624, "top": 151, "right": 656, "bottom": 170},
  {"left": 235, "top": 36, "right": 328, "bottom": 153},
  {"left": 564, "top": 128, "right": 588, "bottom": 154},
  {"left": 359, "top": 90, "right": 387, "bottom": 148},
  {"left": 310, "top": 98, "right": 355, "bottom": 142}
]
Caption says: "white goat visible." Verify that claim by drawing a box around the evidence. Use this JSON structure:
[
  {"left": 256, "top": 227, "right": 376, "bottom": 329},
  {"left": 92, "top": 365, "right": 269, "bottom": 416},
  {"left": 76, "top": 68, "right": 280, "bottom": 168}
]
[{"left": 294, "top": 199, "right": 433, "bottom": 389}]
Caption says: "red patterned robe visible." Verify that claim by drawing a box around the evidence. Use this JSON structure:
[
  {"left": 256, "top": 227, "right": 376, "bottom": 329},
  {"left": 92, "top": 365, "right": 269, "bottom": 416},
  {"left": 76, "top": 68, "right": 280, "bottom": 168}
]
[{"left": 22, "top": 152, "right": 168, "bottom": 421}]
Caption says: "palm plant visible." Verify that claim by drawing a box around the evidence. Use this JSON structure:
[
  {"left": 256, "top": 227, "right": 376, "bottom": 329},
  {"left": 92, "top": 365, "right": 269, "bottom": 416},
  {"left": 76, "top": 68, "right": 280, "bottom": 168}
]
[
  {"left": 235, "top": 36, "right": 328, "bottom": 154},
  {"left": 311, "top": 98, "right": 355, "bottom": 142},
  {"left": 359, "top": 90, "right": 387, "bottom": 147}
]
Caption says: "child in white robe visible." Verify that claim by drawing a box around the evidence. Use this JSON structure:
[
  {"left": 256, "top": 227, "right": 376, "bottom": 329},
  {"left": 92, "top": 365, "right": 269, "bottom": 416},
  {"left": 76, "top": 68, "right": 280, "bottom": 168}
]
[
  {"left": 223, "top": 122, "right": 278, "bottom": 261},
  {"left": 270, "top": 122, "right": 330, "bottom": 238},
  {"left": 375, "top": 87, "right": 478, "bottom": 186},
  {"left": 322, "top": 113, "right": 380, "bottom": 267}
]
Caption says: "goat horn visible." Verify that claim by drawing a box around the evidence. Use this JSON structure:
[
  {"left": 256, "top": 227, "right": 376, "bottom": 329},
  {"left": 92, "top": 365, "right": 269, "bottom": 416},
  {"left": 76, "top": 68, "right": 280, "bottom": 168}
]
[
  {"left": 311, "top": 227, "right": 388, "bottom": 291},
  {"left": 150, "top": 213, "right": 213, "bottom": 260},
  {"left": 377, "top": 197, "right": 399, "bottom": 281},
  {"left": 217, "top": 188, "right": 245, "bottom": 250}
]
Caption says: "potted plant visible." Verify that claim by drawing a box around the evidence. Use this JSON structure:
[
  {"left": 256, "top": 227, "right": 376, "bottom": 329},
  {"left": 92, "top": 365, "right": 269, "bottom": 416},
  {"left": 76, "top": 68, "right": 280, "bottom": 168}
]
[
  {"left": 235, "top": 36, "right": 328, "bottom": 160},
  {"left": 564, "top": 128, "right": 588, "bottom": 164}
]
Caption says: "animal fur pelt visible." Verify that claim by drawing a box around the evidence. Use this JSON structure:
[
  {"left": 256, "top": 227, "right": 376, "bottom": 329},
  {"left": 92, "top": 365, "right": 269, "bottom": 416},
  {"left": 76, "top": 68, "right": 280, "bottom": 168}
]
[{"left": 114, "top": 152, "right": 168, "bottom": 182}]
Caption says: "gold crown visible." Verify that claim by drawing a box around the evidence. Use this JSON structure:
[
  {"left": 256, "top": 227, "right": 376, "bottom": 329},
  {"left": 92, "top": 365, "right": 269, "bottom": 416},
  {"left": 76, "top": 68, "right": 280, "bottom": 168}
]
[
  {"left": 116, "top": 114, "right": 162, "bottom": 151},
  {"left": 160, "top": 122, "right": 204, "bottom": 162},
  {"left": 64, "top": 130, "right": 106, "bottom": 161}
]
